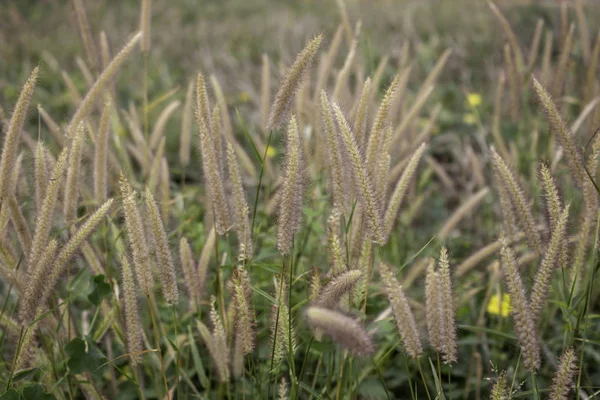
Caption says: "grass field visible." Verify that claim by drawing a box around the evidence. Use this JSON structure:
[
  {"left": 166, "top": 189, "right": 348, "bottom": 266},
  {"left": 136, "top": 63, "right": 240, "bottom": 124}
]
[{"left": 1, "top": 0, "right": 600, "bottom": 398}]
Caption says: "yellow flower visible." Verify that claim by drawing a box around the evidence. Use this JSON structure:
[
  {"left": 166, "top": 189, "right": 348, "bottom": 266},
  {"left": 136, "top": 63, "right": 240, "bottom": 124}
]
[
  {"left": 467, "top": 93, "right": 482, "bottom": 107},
  {"left": 463, "top": 113, "right": 477, "bottom": 125},
  {"left": 266, "top": 145, "right": 276, "bottom": 158},
  {"left": 487, "top": 293, "right": 511, "bottom": 317},
  {"left": 238, "top": 91, "right": 250, "bottom": 103}
]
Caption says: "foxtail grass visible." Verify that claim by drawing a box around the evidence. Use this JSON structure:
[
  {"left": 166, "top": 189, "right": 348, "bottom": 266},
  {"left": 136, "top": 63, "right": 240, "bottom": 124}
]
[
  {"left": 305, "top": 306, "right": 373, "bottom": 356},
  {"left": 68, "top": 32, "right": 141, "bottom": 137},
  {"left": 330, "top": 99, "right": 384, "bottom": 244},
  {"left": 438, "top": 246, "right": 457, "bottom": 363},
  {"left": 267, "top": 35, "right": 322, "bottom": 131},
  {"left": 320, "top": 91, "right": 347, "bottom": 211},
  {"left": 28, "top": 148, "right": 68, "bottom": 275},
  {"left": 499, "top": 237, "right": 540, "bottom": 371},
  {"left": 231, "top": 265, "right": 255, "bottom": 354},
  {"left": 145, "top": 187, "right": 178, "bottom": 305},
  {"left": 379, "top": 262, "right": 422, "bottom": 358},
  {"left": 196, "top": 80, "right": 230, "bottom": 235},
  {"left": 34, "top": 142, "right": 48, "bottom": 215},
  {"left": 227, "top": 142, "right": 253, "bottom": 261},
  {"left": 384, "top": 143, "right": 426, "bottom": 240},
  {"left": 0, "top": 66, "right": 39, "bottom": 202},
  {"left": 121, "top": 256, "right": 142, "bottom": 365},
  {"left": 491, "top": 147, "right": 542, "bottom": 256},
  {"left": 119, "top": 174, "right": 154, "bottom": 295},
  {"left": 180, "top": 81, "right": 194, "bottom": 168},
  {"left": 550, "top": 347, "right": 577, "bottom": 400},
  {"left": 94, "top": 99, "right": 111, "bottom": 203},
  {"left": 139, "top": 0, "right": 151, "bottom": 53},
  {"left": 365, "top": 74, "right": 400, "bottom": 175},
  {"left": 425, "top": 259, "right": 443, "bottom": 352},
  {"left": 277, "top": 116, "right": 306, "bottom": 255},
  {"left": 64, "top": 122, "right": 85, "bottom": 227},
  {"left": 317, "top": 269, "right": 362, "bottom": 308}
]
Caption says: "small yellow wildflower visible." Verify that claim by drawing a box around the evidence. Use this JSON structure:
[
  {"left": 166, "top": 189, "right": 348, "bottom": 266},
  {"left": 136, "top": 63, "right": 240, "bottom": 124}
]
[
  {"left": 238, "top": 91, "right": 250, "bottom": 103},
  {"left": 487, "top": 293, "right": 511, "bottom": 317},
  {"left": 266, "top": 145, "right": 276, "bottom": 158},
  {"left": 467, "top": 93, "right": 482, "bottom": 107},
  {"left": 463, "top": 113, "right": 477, "bottom": 125}
]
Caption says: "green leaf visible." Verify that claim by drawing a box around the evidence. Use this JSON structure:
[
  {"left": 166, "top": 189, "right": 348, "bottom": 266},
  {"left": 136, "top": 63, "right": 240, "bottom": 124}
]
[
  {"left": 236, "top": 108, "right": 262, "bottom": 164},
  {"left": 251, "top": 285, "right": 277, "bottom": 304},
  {"left": 357, "top": 379, "right": 388, "bottom": 400},
  {"left": 165, "top": 335, "right": 179, "bottom": 352},
  {"left": 88, "top": 275, "right": 111, "bottom": 306},
  {"left": 298, "top": 382, "right": 322, "bottom": 399},
  {"left": 188, "top": 327, "right": 209, "bottom": 389},
  {"left": 11, "top": 367, "right": 39, "bottom": 382},
  {"left": 22, "top": 385, "right": 55, "bottom": 400},
  {"left": 0, "top": 389, "right": 20, "bottom": 400},
  {"left": 64, "top": 336, "right": 106, "bottom": 375}
]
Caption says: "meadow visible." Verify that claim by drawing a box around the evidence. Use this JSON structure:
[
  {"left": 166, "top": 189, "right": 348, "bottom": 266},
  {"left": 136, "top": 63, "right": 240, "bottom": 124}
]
[{"left": 0, "top": 0, "right": 600, "bottom": 398}]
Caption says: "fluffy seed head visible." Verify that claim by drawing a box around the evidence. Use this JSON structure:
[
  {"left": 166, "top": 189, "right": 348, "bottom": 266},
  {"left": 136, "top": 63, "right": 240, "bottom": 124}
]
[
  {"left": 179, "top": 237, "right": 197, "bottom": 308},
  {"left": 180, "top": 81, "right": 194, "bottom": 167},
  {"left": 231, "top": 265, "right": 255, "bottom": 354},
  {"left": 379, "top": 262, "right": 423, "bottom": 358},
  {"left": 491, "top": 147, "right": 542, "bottom": 256},
  {"left": 490, "top": 371, "right": 509, "bottom": 400},
  {"left": 68, "top": 32, "right": 141, "bottom": 136},
  {"left": 366, "top": 73, "right": 400, "bottom": 174},
  {"left": 119, "top": 174, "right": 154, "bottom": 294},
  {"left": 34, "top": 141, "right": 48, "bottom": 215},
  {"left": 317, "top": 269, "right": 362, "bottom": 308},
  {"left": 539, "top": 163, "right": 562, "bottom": 232},
  {"left": 209, "top": 295, "right": 230, "bottom": 381},
  {"left": 384, "top": 143, "right": 426, "bottom": 240},
  {"left": 196, "top": 89, "right": 230, "bottom": 235},
  {"left": 320, "top": 90, "right": 347, "bottom": 210},
  {"left": 23, "top": 200, "right": 113, "bottom": 323},
  {"left": 305, "top": 306, "right": 374, "bottom": 356},
  {"left": 277, "top": 116, "right": 306, "bottom": 255},
  {"left": 121, "top": 256, "right": 142, "bottom": 365},
  {"left": 438, "top": 246, "right": 457, "bottom": 364},
  {"left": 330, "top": 100, "right": 384, "bottom": 244},
  {"left": 0, "top": 66, "right": 39, "bottom": 201},
  {"left": 139, "top": 0, "right": 152, "bottom": 52},
  {"left": 18, "top": 239, "right": 59, "bottom": 323},
  {"left": 94, "top": 99, "right": 111, "bottom": 203},
  {"left": 425, "top": 259, "right": 443, "bottom": 352},
  {"left": 530, "top": 205, "right": 569, "bottom": 325},
  {"left": 64, "top": 122, "right": 85, "bottom": 227},
  {"left": 227, "top": 142, "right": 253, "bottom": 260},
  {"left": 549, "top": 347, "right": 577, "bottom": 400},
  {"left": 267, "top": 35, "right": 322, "bottom": 131},
  {"left": 28, "top": 147, "right": 68, "bottom": 275},
  {"left": 270, "top": 278, "right": 295, "bottom": 365},
  {"left": 145, "top": 187, "right": 178, "bottom": 305},
  {"left": 532, "top": 77, "right": 597, "bottom": 213},
  {"left": 499, "top": 237, "right": 540, "bottom": 371}
]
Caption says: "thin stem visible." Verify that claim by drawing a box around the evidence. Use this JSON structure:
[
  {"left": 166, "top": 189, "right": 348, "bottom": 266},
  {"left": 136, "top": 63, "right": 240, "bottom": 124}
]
[
  {"left": 213, "top": 225, "right": 226, "bottom": 327},
  {"left": 436, "top": 353, "right": 443, "bottom": 398},
  {"left": 576, "top": 211, "right": 600, "bottom": 398},
  {"left": 5, "top": 326, "right": 25, "bottom": 390},
  {"left": 146, "top": 293, "right": 169, "bottom": 400},
  {"left": 288, "top": 239, "right": 298, "bottom": 398},
  {"left": 251, "top": 129, "right": 274, "bottom": 240},
  {"left": 171, "top": 307, "right": 181, "bottom": 400},
  {"left": 531, "top": 372, "right": 540, "bottom": 400},
  {"left": 267, "top": 257, "right": 287, "bottom": 399},
  {"left": 417, "top": 358, "right": 432, "bottom": 400}
]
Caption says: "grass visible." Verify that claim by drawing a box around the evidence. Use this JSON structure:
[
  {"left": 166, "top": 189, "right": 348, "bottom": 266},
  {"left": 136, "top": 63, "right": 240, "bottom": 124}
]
[{"left": 0, "top": 0, "right": 600, "bottom": 399}]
